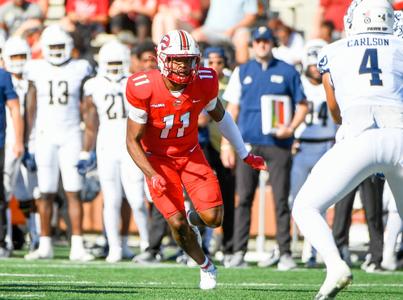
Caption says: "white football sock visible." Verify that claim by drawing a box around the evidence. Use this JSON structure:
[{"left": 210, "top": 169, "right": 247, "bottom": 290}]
[
  {"left": 39, "top": 236, "right": 52, "bottom": 252},
  {"left": 384, "top": 211, "right": 403, "bottom": 254},
  {"left": 103, "top": 194, "right": 122, "bottom": 251},
  {"left": 71, "top": 235, "right": 84, "bottom": 251}
]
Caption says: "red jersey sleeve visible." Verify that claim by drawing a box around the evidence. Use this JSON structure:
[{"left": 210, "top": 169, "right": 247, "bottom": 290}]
[{"left": 126, "top": 72, "right": 153, "bottom": 113}]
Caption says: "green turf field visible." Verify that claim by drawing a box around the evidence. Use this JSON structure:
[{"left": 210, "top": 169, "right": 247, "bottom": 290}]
[{"left": 0, "top": 246, "right": 402, "bottom": 300}]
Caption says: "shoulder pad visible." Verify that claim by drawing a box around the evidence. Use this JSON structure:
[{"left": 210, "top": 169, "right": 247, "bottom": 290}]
[{"left": 128, "top": 72, "right": 152, "bottom": 100}]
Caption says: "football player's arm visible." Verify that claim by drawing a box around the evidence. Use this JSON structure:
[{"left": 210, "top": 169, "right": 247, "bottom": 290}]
[
  {"left": 219, "top": 101, "right": 239, "bottom": 169},
  {"left": 82, "top": 95, "right": 99, "bottom": 152},
  {"left": 208, "top": 98, "right": 266, "bottom": 171},
  {"left": 126, "top": 118, "right": 158, "bottom": 179},
  {"left": 322, "top": 72, "right": 341, "bottom": 124},
  {"left": 6, "top": 99, "right": 24, "bottom": 158},
  {"left": 26, "top": 80, "right": 37, "bottom": 140}
]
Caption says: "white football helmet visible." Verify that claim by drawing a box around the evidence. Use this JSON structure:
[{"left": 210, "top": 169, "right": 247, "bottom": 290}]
[
  {"left": 302, "top": 39, "right": 328, "bottom": 73},
  {"left": 157, "top": 30, "right": 201, "bottom": 84},
  {"left": 40, "top": 25, "right": 73, "bottom": 65},
  {"left": 3, "top": 37, "right": 31, "bottom": 75},
  {"left": 344, "top": 0, "right": 394, "bottom": 36},
  {"left": 98, "top": 40, "right": 130, "bottom": 81}
]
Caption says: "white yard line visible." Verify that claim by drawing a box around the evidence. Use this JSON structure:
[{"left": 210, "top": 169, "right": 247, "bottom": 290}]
[
  {"left": 1, "top": 280, "right": 402, "bottom": 289},
  {"left": 0, "top": 273, "right": 74, "bottom": 278},
  {"left": 0, "top": 294, "right": 45, "bottom": 298}
]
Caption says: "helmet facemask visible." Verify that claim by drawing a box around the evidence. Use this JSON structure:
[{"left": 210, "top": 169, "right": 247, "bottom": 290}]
[
  {"left": 160, "top": 53, "right": 200, "bottom": 84},
  {"left": 157, "top": 30, "right": 201, "bottom": 85},
  {"left": 3, "top": 37, "right": 31, "bottom": 75},
  {"left": 40, "top": 25, "right": 73, "bottom": 66},
  {"left": 6, "top": 54, "right": 28, "bottom": 75},
  {"left": 98, "top": 40, "right": 130, "bottom": 81}
]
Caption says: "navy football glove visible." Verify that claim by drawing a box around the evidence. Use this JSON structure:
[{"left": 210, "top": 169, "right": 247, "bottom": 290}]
[
  {"left": 22, "top": 150, "right": 37, "bottom": 172},
  {"left": 76, "top": 151, "right": 97, "bottom": 176}
]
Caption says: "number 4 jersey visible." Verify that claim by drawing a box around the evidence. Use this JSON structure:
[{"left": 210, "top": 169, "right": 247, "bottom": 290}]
[
  {"left": 318, "top": 33, "right": 403, "bottom": 115},
  {"left": 126, "top": 67, "right": 218, "bottom": 157},
  {"left": 25, "top": 59, "right": 92, "bottom": 133}
]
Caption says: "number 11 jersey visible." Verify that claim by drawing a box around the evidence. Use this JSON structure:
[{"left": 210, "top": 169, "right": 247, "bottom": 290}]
[{"left": 126, "top": 67, "right": 218, "bottom": 157}]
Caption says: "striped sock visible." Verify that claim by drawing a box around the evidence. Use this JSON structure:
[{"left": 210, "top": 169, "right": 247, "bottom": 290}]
[{"left": 200, "top": 256, "right": 211, "bottom": 270}]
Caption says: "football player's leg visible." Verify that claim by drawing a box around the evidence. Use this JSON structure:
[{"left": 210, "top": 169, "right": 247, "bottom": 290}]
[
  {"left": 59, "top": 135, "right": 84, "bottom": 236},
  {"left": 290, "top": 147, "right": 315, "bottom": 264},
  {"left": 146, "top": 155, "right": 207, "bottom": 264},
  {"left": 293, "top": 135, "right": 378, "bottom": 267},
  {"left": 26, "top": 141, "right": 59, "bottom": 259},
  {"left": 121, "top": 151, "right": 149, "bottom": 251},
  {"left": 382, "top": 182, "right": 402, "bottom": 270},
  {"left": 98, "top": 152, "right": 123, "bottom": 262},
  {"left": 20, "top": 166, "right": 40, "bottom": 249},
  {"left": 384, "top": 164, "right": 403, "bottom": 221},
  {"left": 59, "top": 133, "right": 93, "bottom": 261},
  {"left": 181, "top": 147, "right": 223, "bottom": 228},
  {"left": 292, "top": 134, "right": 381, "bottom": 297}
]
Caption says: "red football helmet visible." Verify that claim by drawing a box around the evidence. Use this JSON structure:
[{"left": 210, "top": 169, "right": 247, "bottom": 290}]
[{"left": 157, "top": 30, "right": 201, "bottom": 84}]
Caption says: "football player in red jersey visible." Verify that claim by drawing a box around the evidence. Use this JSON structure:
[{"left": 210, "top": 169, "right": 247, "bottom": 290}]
[{"left": 126, "top": 29, "right": 266, "bottom": 289}]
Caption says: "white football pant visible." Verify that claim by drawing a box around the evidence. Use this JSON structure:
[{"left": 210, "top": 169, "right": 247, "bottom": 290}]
[{"left": 293, "top": 128, "right": 403, "bottom": 267}]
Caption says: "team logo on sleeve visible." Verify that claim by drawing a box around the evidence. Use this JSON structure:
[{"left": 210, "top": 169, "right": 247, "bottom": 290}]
[{"left": 318, "top": 55, "right": 329, "bottom": 73}]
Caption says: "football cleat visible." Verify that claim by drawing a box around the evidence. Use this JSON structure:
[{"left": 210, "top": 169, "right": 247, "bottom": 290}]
[
  {"left": 122, "top": 245, "right": 135, "bottom": 260},
  {"left": 199, "top": 263, "right": 217, "bottom": 290},
  {"left": 25, "top": 248, "right": 54, "bottom": 260},
  {"left": 0, "top": 247, "right": 11, "bottom": 259},
  {"left": 69, "top": 249, "right": 95, "bottom": 262},
  {"left": 315, "top": 260, "right": 352, "bottom": 300},
  {"left": 227, "top": 251, "right": 248, "bottom": 268},
  {"left": 106, "top": 247, "right": 123, "bottom": 263},
  {"left": 277, "top": 254, "right": 297, "bottom": 271}
]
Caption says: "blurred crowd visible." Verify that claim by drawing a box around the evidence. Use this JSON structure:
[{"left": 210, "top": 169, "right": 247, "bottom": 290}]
[{"left": 0, "top": 0, "right": 402, "bottom": 274}]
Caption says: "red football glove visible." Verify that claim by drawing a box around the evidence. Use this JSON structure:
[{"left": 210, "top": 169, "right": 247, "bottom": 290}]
[
  {"left": 243, "top": 153, "right": 267, "bottom": 171},
  {"left": 150, "top": 174, "right": 167, "bottom": 196}
]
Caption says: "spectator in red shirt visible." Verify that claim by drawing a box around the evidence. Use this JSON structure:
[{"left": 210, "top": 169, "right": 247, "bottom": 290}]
[
  {"left": 109, "top": 0, "right": 157, "bottom": 43},
  {"left": 62, "top": 0, "right": 109, "bottom": 60},
  {"left": 152, "top": 0, "right": 203, "bottom": 44},
  {"left": 312, "top": 0, "right": 350, "bottom": 39}
]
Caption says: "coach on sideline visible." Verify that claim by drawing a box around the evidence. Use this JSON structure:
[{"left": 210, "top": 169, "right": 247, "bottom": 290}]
[
  {"left": 221, "top": 26, "right": 308, "bottom": 269},
  {"left": 0, "top": 68, "right": 24, "bottom": 258}
]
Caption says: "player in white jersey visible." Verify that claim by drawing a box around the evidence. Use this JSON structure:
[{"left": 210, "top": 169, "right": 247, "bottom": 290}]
[
  {"left": 24, "top": 25, "right": 94, "bottom": 261},
  {"left": 3, "top": 36, "right": 40, "bottom": 251},
  {"left": 82, "top": 40, "right": 149, "bottom": 263},
  {"left": 290, "top": 39, "right": 337, "bottom": 268},
  {"left": 292, "top": 0, "right": 403, "bottom": 298},
  {"left": 381, "top": 181, "right": 403, "bottom": 271}
]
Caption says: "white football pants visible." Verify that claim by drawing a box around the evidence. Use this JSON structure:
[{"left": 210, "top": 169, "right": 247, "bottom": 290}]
[
  {"left": 97, "top": 145, "right": 149, "bottom": 252},
  {"left": 293, "top": 128, "right": 403, "bottom": 267}
]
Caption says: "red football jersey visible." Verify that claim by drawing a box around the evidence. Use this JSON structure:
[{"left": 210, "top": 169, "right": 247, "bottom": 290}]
[{"left": 126, "top": 67, "right": 219, "bottom": 156}]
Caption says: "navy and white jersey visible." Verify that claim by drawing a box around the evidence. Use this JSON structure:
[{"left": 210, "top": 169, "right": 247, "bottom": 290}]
[
  {"left": 5, "top": 77, "right": 29, "bottom": 146},
  {"left": 0, "top": 69, "right": 18, "bottom": 147},
  {"left": 223, "top": 58, "right": 305, "bottom": 148},
  {"left": 294, "top": 76, "right": 337, "bottom": 140},
  {"left": 318, "top": 33, "right": 403, "bottom": 116}
]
